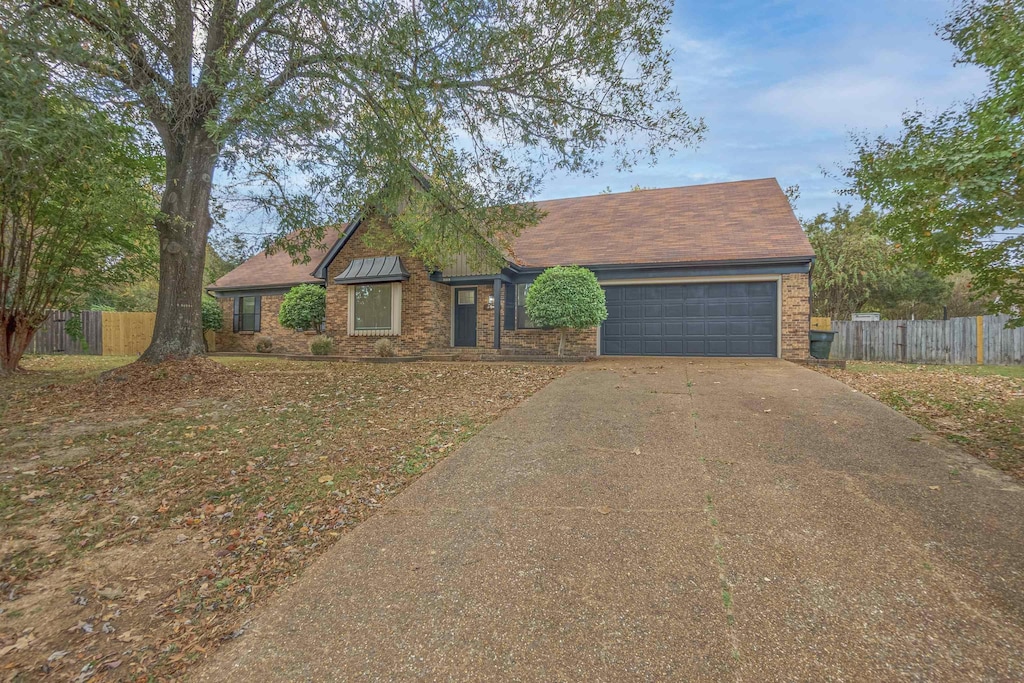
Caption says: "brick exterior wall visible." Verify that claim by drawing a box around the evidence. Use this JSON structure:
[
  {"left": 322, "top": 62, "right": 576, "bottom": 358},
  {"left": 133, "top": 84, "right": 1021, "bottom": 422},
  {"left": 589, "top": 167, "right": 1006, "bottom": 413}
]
[
  {"left": 322, "top": 220, "right": 451, "bottom": 356},
  {"left": 215, "top": 294, "right": 318, "bottom": 354},
  {"left": 780, "top": 272, "right": 811, "bottom": 360},
  {"left": 501, "top": 325, "right": 599, "bottom": 356},
  {"left": 215, "top": 218, "right": 809, "bottom": 360}
]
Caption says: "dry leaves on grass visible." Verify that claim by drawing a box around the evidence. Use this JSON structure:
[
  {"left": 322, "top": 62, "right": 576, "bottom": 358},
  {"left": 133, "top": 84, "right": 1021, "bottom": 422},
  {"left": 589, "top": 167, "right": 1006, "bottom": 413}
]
[
  {"left": 0, "top": 357, "right": 566, "bottom": 681},
  {"left": 817, "top": 363, "right": 1024, "bottom": 478}
]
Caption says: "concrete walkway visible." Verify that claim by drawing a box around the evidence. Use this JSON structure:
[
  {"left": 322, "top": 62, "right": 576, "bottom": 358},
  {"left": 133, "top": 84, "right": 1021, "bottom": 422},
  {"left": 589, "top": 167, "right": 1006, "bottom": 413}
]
[{"left": 197, "top": 359, "right": 1024, "bottom": 681}]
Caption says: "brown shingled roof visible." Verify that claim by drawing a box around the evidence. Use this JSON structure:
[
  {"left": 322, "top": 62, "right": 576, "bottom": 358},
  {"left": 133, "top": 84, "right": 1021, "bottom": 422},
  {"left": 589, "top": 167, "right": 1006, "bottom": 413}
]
[
  {"left": 211, "top": 179, "right": 812, "bottom": 290},
  {"left": 208, "top": 227, "right": 344, "bottom": 290},
  {"left": 510, "top": 178, "right": 813, "bottom": 267}
]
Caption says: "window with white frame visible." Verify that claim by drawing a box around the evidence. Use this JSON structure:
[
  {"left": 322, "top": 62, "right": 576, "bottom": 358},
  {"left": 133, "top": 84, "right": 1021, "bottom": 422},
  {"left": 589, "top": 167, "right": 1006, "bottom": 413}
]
[{"left": 349, "top": 283, "right": 402, "bottom": 335}]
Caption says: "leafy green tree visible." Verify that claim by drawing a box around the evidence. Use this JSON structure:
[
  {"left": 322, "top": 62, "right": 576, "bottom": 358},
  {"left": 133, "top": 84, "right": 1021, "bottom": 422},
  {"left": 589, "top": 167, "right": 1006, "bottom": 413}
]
[
  {"left": 9, "top": 0, "right": 703, "bottom": 362},
  {"left": 278, "top": 284, "right": 326, "bottom": 332},
  {"left": 804, "top": 205, "right": 892, "bottom": 320},
  {"left": 868, "top": 267, "right": 951, "bottom": 320},
  {"left": 844, "top": 0, "right": 1024, "bottom": 325},
  {"left": 525, "top": 266, "right": 607, "bottom": 355},
  {"left": 945, "top": 271, "right": 995, "bottom": 318},
  {"left": 0, "top": 43, "right": 158, "bottom": 375}
]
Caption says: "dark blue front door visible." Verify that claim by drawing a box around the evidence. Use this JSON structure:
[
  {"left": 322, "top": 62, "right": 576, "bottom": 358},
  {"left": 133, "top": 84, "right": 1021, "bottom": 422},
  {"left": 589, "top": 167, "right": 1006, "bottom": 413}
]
[{"left": 454, "top": 288, "right": 477, "bottom": 347}]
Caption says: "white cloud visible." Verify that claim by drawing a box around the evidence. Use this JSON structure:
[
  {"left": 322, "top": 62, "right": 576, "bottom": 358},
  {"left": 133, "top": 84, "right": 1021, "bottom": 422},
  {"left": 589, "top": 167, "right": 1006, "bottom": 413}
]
[{"left": 750, "top": 50, "right": 985, "bottom": 130}]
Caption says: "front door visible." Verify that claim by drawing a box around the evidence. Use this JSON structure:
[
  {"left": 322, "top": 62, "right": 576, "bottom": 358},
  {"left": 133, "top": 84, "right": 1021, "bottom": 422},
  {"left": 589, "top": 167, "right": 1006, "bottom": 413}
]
[{"left": 454, "top": 288, "right": 477, "bottom": 347}]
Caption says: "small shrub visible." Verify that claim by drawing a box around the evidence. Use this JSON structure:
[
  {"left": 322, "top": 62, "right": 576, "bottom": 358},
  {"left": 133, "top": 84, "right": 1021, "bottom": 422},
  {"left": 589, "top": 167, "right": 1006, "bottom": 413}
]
[
  {"left": 373, "top": 337, "right": 396, "bottom": 357},
  {"left": 201, "top": 297, "right": 223, "bottom": 332},
  {"left": 255, "top": 336, "right": 273, "bottom": 353},
  {"left": 278, "top": 284, "right": 326, "bottom": 332},
  {"left": 309, "top": 334, "right": 333, "bottom": 356}
]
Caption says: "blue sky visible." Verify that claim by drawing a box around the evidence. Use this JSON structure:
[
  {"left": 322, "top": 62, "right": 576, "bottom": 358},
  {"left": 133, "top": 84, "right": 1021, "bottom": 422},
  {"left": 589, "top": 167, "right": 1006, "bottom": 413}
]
[{"left": 540, "top": 0, "right": 987, "bottom": 221}]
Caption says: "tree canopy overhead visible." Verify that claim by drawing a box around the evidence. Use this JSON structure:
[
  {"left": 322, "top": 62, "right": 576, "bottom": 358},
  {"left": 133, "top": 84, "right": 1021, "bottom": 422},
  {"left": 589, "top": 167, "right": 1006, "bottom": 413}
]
[
  {"left": 844, "top": 0, "right": 1023, "bottom": 325},
  {"left": 7, "top": 0, "right": 704, "bottom": 360}
]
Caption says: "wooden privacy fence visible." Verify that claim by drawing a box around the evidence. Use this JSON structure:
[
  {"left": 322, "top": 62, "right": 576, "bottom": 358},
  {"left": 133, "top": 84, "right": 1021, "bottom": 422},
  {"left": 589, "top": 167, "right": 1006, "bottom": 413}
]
[
  {"left": 810, "top": 316, "right": 832, "bottom": 331},
  {"left": 829, "top": 314, "right": 1024, "bottom": 366},
  {"left": 100, "top": 312, "right": 156, "bottom": 356},
  {"left": 27, "top": 310, "right": 104, "bottom": 355},
  {"left": 26, "top": 311, "right": 156, "bottom": 356}
]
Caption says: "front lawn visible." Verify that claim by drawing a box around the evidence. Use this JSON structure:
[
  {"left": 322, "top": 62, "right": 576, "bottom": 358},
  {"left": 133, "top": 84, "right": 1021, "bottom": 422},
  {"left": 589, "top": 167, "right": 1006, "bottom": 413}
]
[
  {"left": 0, "top": 355, "right": 565, "bottom": 680},
  {"left": 817, "top": 362, "right": 1024, "bottom": 478}
]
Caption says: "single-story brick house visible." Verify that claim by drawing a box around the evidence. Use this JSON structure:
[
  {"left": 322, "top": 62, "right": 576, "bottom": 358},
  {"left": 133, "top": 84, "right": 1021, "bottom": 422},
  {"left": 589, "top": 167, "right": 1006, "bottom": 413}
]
[{"left": 209, "top": 178, "right": 815, "bottom": 359}]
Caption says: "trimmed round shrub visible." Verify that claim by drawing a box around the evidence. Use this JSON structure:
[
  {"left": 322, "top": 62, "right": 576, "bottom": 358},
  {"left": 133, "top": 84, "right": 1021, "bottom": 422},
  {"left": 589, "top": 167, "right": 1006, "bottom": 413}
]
[
  {"left": 278, "top": 284, "right": 326, "bottom": 332},
  {"left": 255, "top": 336, "right": 273, "bottom": 353},
  {"left": 373, "top": 337, "right": 396, "bottom": 357},
  {"left": 201, "top": 297, "right": 223, "bottom": 332},
  {"left": 524, "top": 266, "right": 607, "bottom": 355},
  {"left": 309, "top": 334, "right": 333, "bottom": 356}
]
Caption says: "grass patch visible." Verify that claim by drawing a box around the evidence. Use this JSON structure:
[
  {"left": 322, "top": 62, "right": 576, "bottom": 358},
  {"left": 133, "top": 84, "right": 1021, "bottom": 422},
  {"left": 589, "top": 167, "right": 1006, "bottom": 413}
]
[
  {"left": 846, "top": 361, "right": 1024, "bottom": 380},
  {"left": 0, "top": 355, "right": 566, "bottom": 680},
  {"left": 817, "top": 362, "right": 1024, "bottom": 478}
]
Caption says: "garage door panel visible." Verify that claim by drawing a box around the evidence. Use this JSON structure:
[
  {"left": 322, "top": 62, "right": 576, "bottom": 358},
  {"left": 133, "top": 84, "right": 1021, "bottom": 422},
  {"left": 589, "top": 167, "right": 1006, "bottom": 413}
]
[
  {"left": 643, "top": 286, "right": 664, "bottom": 300},
  {"left": 622, "top": 339, "right": 643, "bottom": 354},
  {"left": 705, "top": 338, "right": 729, "bottom": 355},
  {"left": 728, "top": 301, "right": 751, "bottom": 317},
  {"left": 705, "top": 320, "right": 728, "bottom": 336},
  {"left": 663, "top": 339, "right": 684, "bottom": 354},
  {"left": 643, "top": 304, "right": 663, "bottom": 317},
  {"left": 705, "top": 301, "right": 728, "bottom": 317},
  {"left": 706, "top": 283, "right": 731, "bottom": 298},
  {"left": 643, "top": 321, "right": 664, "bottom": 335},
  {"left": 601, "top": 281, "right": 777, "bottom": 357},
  {"left": 684, "top": 285, "right": 706, "bottom": 299},
  {"left": 664, "top": 284, "right": 685, "bottom": 299},
  {"left": 728, "top": 320, "right": 751, "bottom": 335},
  {"left": 663, "top": 303, "right": 684, "bottom": 317},
  {"left": 686, "top": 320, "right": 707, "bottom": 335},
  {"left": 685, "top": 302, "right": 705, "bottom": 317}
]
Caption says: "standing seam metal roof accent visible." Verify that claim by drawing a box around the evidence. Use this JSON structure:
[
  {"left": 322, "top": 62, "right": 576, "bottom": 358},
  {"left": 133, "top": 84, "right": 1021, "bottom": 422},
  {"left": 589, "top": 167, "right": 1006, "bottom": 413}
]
[{"left": 333, "top": 256, "right": 411, "bottom": 284}]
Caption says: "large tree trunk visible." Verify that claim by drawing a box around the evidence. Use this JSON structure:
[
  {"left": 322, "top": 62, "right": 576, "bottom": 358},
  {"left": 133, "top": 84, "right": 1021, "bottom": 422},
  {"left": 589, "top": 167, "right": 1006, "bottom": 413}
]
[
  {"left": 140, "top": 128, "right": 219, "bottom": 363},
  {"left": 0, "top": 314, "right": 38, "bottom": 376}
]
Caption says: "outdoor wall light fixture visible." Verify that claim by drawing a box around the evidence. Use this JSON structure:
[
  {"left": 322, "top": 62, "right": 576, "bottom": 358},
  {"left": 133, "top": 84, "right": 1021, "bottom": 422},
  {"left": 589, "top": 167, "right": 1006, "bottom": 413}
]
[{"left": 486, "top": 295, "right": 495, "bottom": 310}]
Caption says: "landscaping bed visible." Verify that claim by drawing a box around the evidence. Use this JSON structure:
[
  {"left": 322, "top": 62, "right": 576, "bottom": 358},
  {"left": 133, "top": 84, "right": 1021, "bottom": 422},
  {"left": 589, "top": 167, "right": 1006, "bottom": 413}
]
[
  {"left": 0, "top": 355, "right": 565, "bottom": 680},
  {"left": 815, "top": 362, "right": 1024, "bottom": 478}
]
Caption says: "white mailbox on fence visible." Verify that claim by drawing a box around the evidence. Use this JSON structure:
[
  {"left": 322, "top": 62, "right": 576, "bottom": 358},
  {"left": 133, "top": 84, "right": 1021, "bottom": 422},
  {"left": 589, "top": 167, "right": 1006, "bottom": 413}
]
[{"left": 851, "top": 312, "right": 881, "bottom": 322}]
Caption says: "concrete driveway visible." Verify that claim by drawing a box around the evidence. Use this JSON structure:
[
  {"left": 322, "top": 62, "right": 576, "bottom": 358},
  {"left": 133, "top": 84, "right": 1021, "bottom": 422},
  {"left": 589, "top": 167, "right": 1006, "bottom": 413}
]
[{"left": 197, "top": 359, "right": 1024, "bottom": 682}]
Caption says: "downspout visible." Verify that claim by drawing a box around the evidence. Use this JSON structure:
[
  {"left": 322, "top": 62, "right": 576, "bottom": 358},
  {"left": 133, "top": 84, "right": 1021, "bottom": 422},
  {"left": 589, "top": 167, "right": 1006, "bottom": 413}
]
[{"left": 808, "top": 257, "right": 815, "bottom": 326}]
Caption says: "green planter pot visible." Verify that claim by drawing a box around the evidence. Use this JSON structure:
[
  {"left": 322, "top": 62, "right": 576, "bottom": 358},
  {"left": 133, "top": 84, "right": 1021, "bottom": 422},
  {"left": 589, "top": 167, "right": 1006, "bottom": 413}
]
[{"left": 809, "top": 330, "right": 835, "bottom": 360}]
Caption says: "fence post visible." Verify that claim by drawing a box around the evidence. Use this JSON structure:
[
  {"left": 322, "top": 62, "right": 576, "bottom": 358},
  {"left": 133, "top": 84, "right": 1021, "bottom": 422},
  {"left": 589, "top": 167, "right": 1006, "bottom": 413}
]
[{"left": 976, "top": 316, "right": 984, "bottom": 365}]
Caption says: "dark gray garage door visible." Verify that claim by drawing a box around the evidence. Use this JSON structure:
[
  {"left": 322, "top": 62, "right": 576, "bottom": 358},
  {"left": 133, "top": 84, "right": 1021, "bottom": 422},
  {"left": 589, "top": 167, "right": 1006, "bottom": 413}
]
[{"left": 601, "top": 282, "right": 777, "bottom": 357}]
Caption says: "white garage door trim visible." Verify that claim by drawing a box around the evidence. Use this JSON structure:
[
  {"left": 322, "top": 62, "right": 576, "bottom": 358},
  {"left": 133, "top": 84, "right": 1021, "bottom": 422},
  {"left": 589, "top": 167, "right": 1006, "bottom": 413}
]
[{"left": 595, "top": 275, "right": 783, "bottom": 358}]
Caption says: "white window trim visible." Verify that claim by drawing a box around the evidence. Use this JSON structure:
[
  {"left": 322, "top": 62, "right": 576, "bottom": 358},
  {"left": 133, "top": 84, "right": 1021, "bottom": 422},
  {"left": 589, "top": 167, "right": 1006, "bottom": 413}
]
[{"left": 348, "top": 282, "right": 402, "bottom": 336}]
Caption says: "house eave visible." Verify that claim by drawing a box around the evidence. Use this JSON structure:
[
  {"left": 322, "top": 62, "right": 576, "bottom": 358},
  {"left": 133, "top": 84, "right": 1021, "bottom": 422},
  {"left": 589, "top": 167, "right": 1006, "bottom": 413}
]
[{"left": 206, "top": 280, "right": 325, "bottom": 297}]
